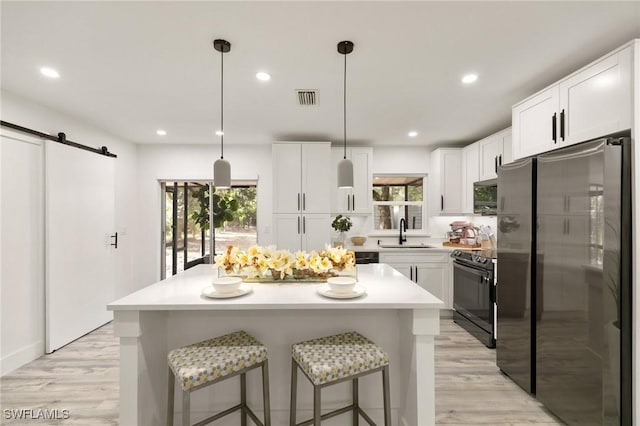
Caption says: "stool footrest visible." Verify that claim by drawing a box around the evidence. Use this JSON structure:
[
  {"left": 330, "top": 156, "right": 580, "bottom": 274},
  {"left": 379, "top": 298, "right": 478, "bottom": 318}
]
[
  {"left": 191, "top": 403, "right": 264, "bottom": 426},
  {"left": 295, "top": 403, "right": 374, "bottom": 426}
]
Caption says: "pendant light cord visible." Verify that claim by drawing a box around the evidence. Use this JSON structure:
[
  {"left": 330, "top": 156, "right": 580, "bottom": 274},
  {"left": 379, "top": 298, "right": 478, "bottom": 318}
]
[
  {"left": 343, "top": 51, "right": 347, "bottom": 160},
  {"left": 220, "top": 48, "right": 224, "bottom": 160}
]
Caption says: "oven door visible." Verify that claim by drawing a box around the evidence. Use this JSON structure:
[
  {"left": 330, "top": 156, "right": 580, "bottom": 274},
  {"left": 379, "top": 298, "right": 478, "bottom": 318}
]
[{"left": 453, "top": 260, "right": 494, "bottom": 334}]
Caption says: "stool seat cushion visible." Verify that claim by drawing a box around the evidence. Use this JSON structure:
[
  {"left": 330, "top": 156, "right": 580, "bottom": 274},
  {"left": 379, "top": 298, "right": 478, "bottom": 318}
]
[
  {"left": 168, "top": 330, "right": 267, "bottom": 390},
  {"left": 292, "top": 331, "right": 389, "bottom": 386}
]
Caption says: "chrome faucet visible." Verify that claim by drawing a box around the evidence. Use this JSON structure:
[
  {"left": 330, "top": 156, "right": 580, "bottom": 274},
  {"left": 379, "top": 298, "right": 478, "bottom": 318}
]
[{"left": 399, "top": 218, "right": 407, "bottom": 245}]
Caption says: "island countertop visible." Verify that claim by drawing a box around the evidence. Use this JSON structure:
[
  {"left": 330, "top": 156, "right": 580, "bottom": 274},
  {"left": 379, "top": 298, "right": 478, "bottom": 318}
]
[{"left": 107, "top": 263, "right": 444, "bottom": 311}]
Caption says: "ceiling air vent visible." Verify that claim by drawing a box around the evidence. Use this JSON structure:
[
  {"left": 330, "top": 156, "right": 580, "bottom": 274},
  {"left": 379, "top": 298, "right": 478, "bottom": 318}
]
[{"left": 296, "top": 90, "right": 318, "bottom": 106}]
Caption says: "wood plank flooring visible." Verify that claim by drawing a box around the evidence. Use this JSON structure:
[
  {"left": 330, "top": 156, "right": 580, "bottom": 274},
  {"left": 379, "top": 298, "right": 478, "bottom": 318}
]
[{"left": 1, "top": 320, "right": 562, "bottom": 425}]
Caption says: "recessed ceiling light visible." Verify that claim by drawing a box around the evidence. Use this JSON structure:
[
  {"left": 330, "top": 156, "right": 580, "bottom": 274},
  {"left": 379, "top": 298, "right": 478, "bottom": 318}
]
[
  {"left": 40, "top": 67, "right": 60, "bottom": 79},
  {"left": 408, "top": 131, "right": 418, "bottom": 137},
  {"left": 215, "top": 130, "right": 224, "bottom": 136},
  {"left": 156, "top": 129, "right": 167, "bottom": 136},
  {"left": 256, "top": 72, "right": 271, "bottom": 81},
  {"left": 462, "top": 73, "right": 478, "bottom": 84}
]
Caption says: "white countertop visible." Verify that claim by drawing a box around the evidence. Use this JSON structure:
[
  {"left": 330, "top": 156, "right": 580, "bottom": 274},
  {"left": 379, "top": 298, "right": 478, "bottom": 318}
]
[{"left": 107, "top": 263, "right": 444, "bottom": 311}]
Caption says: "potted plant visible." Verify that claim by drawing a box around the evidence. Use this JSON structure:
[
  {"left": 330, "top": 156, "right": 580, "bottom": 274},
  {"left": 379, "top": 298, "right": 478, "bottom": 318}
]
[
  {"left": 331, "top": 215, "right": 352, "bottom": 247},
  {"left": 191, "top": 184, "right": 239, "bottom": 256}
]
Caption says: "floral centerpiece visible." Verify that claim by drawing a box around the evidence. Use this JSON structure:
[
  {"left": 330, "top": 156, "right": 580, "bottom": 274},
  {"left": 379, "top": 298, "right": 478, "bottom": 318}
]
[{"left": 214, "top": 245, "right": 356, "bottom": 282}]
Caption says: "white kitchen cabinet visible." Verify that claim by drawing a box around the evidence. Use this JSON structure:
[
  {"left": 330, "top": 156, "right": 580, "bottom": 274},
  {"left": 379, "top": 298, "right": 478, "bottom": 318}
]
[
  {"left": 272, "top": 142, "right": 331, "bottom": 214},
  {"left": 478, "top": 135, "right": 503, "bottom": 181},
  {"left": 559, "top": 46, "right": 632, "bottom": 146},
  {"left": 512, "top": 86, "right": 559, "bottom": 160},
  {"left": 501, "top": 130, "right": 513, "bottom": 164},
  {"left": 273, "top": 213, "right": 330, "bottom": 252},
  {"left": 330, "top": 147, "right": 372, "bottom": 214},
  {"left": 430, "top": 148, "right": 462, "bottom": 215},
  {"left": 461, "top": 143, "right": 479, "bottom": 214},
  {"left": 379, "top": 252, "right": 452, "bottom": 309},
  {"left": 512, "top": 44, "right": 632, "bottom": 160}
]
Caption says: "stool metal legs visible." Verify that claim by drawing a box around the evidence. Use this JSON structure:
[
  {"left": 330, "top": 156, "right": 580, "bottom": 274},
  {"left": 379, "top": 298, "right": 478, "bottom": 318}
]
[
  {"left": 289, "top": 359, "right": 391, "bottom": 426},
  {"left": 167, "top": 361, "right": 271, "bottom": 426}
]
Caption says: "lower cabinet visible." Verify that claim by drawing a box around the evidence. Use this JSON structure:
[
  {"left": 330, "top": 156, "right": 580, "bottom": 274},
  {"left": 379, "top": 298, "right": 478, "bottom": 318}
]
[
  {"left": 379, "top": 252, "right": 452, "bottom": 309},
  {"left": 273, "top": 213, "right": 330, "bottom": 252}
]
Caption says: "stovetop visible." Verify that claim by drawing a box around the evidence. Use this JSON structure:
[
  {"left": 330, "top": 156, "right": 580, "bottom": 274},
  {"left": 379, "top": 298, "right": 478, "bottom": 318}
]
[{"left": 451, "top": 249, "right": 496, "bottom": 268}]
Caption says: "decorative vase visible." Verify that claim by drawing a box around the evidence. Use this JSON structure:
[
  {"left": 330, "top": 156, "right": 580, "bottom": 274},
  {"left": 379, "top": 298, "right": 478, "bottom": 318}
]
[{"left": 333, "top": 232, "right": 346, "bottom": 248}]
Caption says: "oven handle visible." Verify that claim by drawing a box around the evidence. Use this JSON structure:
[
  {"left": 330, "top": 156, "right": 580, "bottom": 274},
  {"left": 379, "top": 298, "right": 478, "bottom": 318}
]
[{"left": 453, "top": 261, "right": 492, "bottom": 278}]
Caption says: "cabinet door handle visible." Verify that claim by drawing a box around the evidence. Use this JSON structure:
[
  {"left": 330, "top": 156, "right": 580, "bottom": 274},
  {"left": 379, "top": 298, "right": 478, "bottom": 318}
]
[
  {"left": 499, "top": 155, "right": 502, "bottom": 166},
  {"left": 552, "top": 113, "right": 557, "bottom": 143},
  {"left": 441, "top": 195, "right": 444, "bottom": 211},
  {"left": 414, "top": 266, "right": 418, "bottom": 283},
  {"left": 298, "top": 216, "right": 300, "bottom": 234},
  {"left": 560, "top": 109, "right": 565, "bottom": 141},
  {"left": 110, "top": 232, "right": 118, "bottom": 249},
  {"left": 410, "top": 266, "right": 413, "bottom": 281},
  {"left": 303, "top": 193, "right": 306, "bottom": 211},
  {"left": 352, "top": 195, "right": 355, "bottom": 211},
  {"left": 495, "top": 156, "right": 498, "bottom": 174},
  {"left": 303, "top": 216, "right": 306, "bottom": 234},
  {"left": 347, "top": 194, "right": 350, "bottom": 211},
  {"left": 566, "top": 218, "right": 569, "bottom": 235},
  {"left": 297, "top": 193, "right": 301, "bottom": 211}
]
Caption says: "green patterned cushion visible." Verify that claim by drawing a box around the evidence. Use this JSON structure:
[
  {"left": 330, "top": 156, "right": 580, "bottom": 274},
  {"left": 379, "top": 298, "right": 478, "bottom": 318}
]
[
  {"left": 168, "top": 330, "right": 267, "bottom": 390},
  {"left": 292, "top": 331, "right": 389, "bottom": 386}
]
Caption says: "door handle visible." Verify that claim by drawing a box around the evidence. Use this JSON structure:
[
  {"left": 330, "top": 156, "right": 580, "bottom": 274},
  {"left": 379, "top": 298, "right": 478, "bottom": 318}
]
[
  {"left": 297, "top": 216, "right": 300, "bottom": 234},
  {"left": 499, "top": 155, "right": 502, "bottom": 166},
  {"left": 352, "top": 195, "right": 355, "bottom": 211},
  {"left": 495, "top": 156, "right": 498, "bottom": 174},
  {"left": 297, "top": 193, "right": 301, "bottom": 211},
  {"left": 303, "top": 216, "right": 306, "bottom": 234},
  {"left": 441, "top": 195, "right": 444, "bottom": 211},
  {"left": 566, "top": 218, "right": 570, "bottom": 235},
  {"left": 347, "top": 194, "right": 350, "bottom": 211},
  {"left": 110, "top": 232, "right": 118, "bottom": 249},
  {"left": 303, "top": 193, "right": 306, "bottom": 211},
  {"left": 414, "top": 266, "right": 418, "bottom": 283},
  {"left": 560, "top": 109, "right": 565, "bottom": 141},
  {"left": 410, "top": 266, "right": 413, "bottom": 281},
  {"left": 552, "top": 113, "right": 557, "bottom": 143}
]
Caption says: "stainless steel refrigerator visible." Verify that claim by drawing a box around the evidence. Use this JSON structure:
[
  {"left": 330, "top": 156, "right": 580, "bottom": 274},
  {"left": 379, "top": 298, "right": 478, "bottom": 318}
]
[{"left": 497, "top": 136, "right": 631, "bottom": 425}]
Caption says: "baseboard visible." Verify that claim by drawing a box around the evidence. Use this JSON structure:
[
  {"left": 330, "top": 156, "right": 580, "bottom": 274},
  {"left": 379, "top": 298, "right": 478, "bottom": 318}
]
[{"left": 1, "top": 340, "right": 44, "bottom": 376}]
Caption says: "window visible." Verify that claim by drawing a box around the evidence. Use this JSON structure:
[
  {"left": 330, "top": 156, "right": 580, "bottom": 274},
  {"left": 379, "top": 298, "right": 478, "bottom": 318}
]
[
  {"left": 372, "top": 175, "right": 425, "bottom": 231},
  {"left": 161, "top": 180, "right": 257, "bottom": 278}
]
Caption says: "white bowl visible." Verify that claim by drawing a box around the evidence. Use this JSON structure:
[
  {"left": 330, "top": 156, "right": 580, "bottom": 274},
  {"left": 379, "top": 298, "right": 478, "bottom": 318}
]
[
  {"left": 211, "top": 276, "right": 243, "bottom": 294},
  {"left": 326, "top": 277, "right": 357, "bottom": 294}
]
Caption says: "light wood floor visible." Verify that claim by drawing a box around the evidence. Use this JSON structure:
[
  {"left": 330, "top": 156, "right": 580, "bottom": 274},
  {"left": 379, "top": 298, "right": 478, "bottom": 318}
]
[{"left": 1, "top": 320, "right": 562, "bottom": 425}]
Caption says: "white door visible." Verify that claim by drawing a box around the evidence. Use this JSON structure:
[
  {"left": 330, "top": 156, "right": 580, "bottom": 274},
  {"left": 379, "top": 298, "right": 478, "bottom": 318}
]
[
  {"left": 441, "top": 150, "right": 462, "bottom": 214},
  {"left": 273, "top": 214, "right": 301, "bottom": 252},
  {"left": 416, "top": 264, "right": 448, "bottom": 308},
  {"left": 301, "top": 144, "right": 331, "bottom": 213},
  {"left": 350, "top": 148, "right": 372, "bottom": 214},
  {"left": 301, "top": 214, "right": 330, "bottom": 252},
  {"left": 45, "top": 142, "right": 115, "bottom": 352},
  {"left": 478, "top": 135, "right": 502, "bottom": 181},
  {"left": 512, "top": 86, "right": 559, "bottom": 160},
  {"left": 272, "top": 144, "right": 301, "bottom": 213},
  {"left": 461, "top": 143, "right": 479, "bottom": 214},
  {"left": 559, "top": 47, "right": 632, "bottom": 146}
]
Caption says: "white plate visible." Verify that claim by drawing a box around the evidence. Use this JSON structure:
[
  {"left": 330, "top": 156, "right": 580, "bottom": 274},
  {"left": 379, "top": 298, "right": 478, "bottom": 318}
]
[
  {"left": 317, "top": 284, "right": 366, "bottom": 299},
  {"left": 202, "top": 283, "right": 252, "bottom": 299},
  {"left": 326, "top": 276, "right": 357, "bottom": 285}
]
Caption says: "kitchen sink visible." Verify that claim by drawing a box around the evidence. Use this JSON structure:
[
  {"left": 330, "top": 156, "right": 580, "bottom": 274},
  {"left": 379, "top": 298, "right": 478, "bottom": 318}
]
[{"left": 378, "top": 243, "right": 436, "bottom": 249}]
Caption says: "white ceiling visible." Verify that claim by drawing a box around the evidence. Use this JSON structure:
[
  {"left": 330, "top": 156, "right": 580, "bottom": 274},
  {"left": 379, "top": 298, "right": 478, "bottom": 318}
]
[{"left": 2, "top": 1, "right": 639, "bottom": 147}]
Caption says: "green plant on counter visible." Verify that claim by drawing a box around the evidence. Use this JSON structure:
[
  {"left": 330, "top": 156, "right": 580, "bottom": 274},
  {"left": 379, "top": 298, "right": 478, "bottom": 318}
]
[{"left": 331, "top": 215, "right": 352, "bottom": 233}]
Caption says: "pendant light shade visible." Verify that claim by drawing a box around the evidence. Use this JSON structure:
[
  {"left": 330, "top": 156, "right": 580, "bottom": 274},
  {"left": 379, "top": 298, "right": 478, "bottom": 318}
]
[
  {"left": 213, "top": 39, "right": 231, "bottom": 189},
  {"left": 337, "top": 40, "right": 354, "bottom": 189},
  {"left": 338, "top": 157, "right": 354, "bottom": 188}
]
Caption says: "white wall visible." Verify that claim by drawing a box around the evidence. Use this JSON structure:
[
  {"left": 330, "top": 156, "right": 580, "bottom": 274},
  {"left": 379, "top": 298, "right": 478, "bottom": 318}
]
[
  {"left": 135, "top": 144, "right": 273, "bottom": 286},
  {"left": 0, "top": 90, "right": 138, "bottom": 373}
]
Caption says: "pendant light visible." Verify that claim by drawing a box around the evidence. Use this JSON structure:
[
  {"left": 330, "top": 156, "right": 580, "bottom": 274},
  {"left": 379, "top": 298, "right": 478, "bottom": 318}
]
[
  {"left": 213, "top": 39, "right": 231, "bottom": 189},
  {"left": 337, "top": 40, "right": 354, "bottom": 189}
]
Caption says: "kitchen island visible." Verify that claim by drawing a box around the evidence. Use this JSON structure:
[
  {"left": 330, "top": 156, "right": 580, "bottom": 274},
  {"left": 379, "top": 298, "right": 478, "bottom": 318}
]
[{"left": 107, "top": 263, "right": 444, "bottom": 426}]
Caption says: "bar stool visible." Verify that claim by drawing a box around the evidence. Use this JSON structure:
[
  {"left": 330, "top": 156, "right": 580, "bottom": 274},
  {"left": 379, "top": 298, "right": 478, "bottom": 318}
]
[
  {"left": 289, "top": 331, "right": 391, "bottom": 426},
  {"left": 167, "top": 330, "right": 271, "bottom": 426}
]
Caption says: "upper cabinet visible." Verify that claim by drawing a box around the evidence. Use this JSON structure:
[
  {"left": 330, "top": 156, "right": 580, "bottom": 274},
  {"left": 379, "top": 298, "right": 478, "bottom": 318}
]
[
  {"left": 430, "top": 148, "right": 462, "bottom": 215},
  {"left": 330, "top": 147, "right": 372, "bottom": 214},
  {"left": 478, "top": 127, "right": 513, "bottom": 181},
  {"left": 273, "top": 142, "right": 331, "bottom": 214},
  {"left": 513, "top": 44, "right": 632, "bottom": 160}
]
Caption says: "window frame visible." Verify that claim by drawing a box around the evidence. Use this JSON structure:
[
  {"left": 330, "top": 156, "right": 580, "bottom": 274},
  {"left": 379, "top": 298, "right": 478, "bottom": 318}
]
[{"left": 370, "top": 173, "right": 429, "bottom": 236}]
